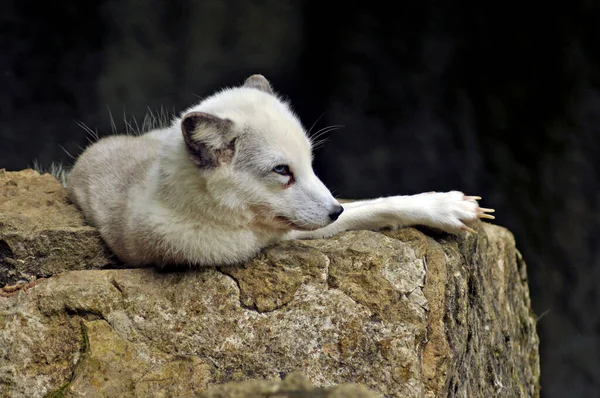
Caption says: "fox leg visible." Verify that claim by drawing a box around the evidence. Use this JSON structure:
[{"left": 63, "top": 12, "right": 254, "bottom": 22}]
[{"left": 286, "top": 191, "right": 495, "bottom": 240}]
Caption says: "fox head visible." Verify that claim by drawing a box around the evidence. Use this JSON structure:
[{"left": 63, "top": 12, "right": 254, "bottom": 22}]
[{"left": 175, "top": 74, "right": 343, "bottom": 231}]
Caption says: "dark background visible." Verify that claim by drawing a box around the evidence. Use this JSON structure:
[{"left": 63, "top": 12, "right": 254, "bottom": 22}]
[{"left": 2, "top": 1, "right": 599, "bottom": 396}]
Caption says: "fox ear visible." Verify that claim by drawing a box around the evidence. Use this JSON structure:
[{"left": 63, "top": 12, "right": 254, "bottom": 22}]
[
  {"left": 181, "top": 112, "right": 236, "bottom": 168},
  {"left": 243, "top": 74, "right": 274, "bottom": 95}
]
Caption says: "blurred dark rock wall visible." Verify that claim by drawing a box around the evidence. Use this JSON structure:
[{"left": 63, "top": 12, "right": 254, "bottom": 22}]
[{"left": 1, "top": 1, "right": 599, "bottom": 396}]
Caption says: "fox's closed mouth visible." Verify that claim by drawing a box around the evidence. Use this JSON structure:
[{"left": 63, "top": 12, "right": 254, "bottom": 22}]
[{"left": 274, "top": 216, "right": 322, "bottom": 231}]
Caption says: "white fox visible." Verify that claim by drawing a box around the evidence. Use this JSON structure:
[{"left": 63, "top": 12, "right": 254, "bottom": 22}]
[{"left": 67, "top": 74, "right": 495, "bottom": 267}]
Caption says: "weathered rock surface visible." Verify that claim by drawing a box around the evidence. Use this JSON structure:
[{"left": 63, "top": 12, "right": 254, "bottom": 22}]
[
  {"left": 199, "top": 372, "right": 380, "bottom": 398},
  {"left": 0, "top": 170, "right": 540, "bottom": 397},
  {"left": 0, "top": 169, "right": 117, "bottom": 286}
]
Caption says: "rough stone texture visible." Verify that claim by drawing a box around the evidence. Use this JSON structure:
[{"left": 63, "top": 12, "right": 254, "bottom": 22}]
[
  {"left": 0, "top": 171, "right": 540, "bottom": 397},
  {"left": 0, "top": 169, "right": 117, "bottom": 286},
  {"left": 199, "top": 372, "right": 380, "bottom": 397}
]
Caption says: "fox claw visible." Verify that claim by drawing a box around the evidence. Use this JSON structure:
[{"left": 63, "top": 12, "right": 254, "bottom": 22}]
[{"left": 461, "top": 225, "right": 478, "bottom": 234}]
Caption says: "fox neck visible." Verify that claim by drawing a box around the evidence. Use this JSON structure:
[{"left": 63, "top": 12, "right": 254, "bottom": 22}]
[{"left": 152, "top": 135, "right": 257, "bottom": 229}]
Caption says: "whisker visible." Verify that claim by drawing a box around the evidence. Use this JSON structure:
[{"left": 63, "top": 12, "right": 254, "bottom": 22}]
[
  {"left": 106, "top": 105, "right": 117, "bottom": 135},
  {"left": 311, "top": 138, "right": 330, "bottom": 150},
  {"left": 310, "top": 125, "right": 344, "bottom": 142},
  {"left": 141, "top": 113, "right": 151, "bottom": 133},
  {"left": 309, "top": 125, "right": 344, "bottom": 149},
  {"left": 123, "top": 110, "right": 132, "bottom": 135},
  {"left": 59, "top": 144, "right": 76, "bottom": 160},
  {"left": 74, "top": 120, "right": 99, "bottom": 145},
  {"left": 131, "top": 114, "right": 141, "bottom": 135},
  {"left": 306, "top": 112, "right": 328, "bottom": 137},
  {"left": 310, "top": 124, "right": 344, "bottom": 141},
  {"left": 74, "top": 120, "right": 99, "bottom": 141}
]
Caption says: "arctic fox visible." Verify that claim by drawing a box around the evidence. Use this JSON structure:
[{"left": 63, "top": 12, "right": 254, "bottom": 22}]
[{"left": 67, "top": 74, "right": 495, "bottom": 267}]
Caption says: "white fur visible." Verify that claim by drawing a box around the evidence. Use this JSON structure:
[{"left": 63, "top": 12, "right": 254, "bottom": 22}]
[
  {"left": 66, "top": 75, "right": 494, "bottom": 267},
  {"left": 287, "top": 191, "right": 486, "bottom": 240}
]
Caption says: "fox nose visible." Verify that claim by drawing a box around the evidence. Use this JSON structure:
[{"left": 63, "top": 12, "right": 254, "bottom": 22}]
[{"left": 328, "top": 204, "right": 344, "bottom": 221}]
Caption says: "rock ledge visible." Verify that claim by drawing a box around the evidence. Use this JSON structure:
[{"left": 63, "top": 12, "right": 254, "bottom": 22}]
[{"left": 0, "top": 170, "right": 540, "bottom": 397}]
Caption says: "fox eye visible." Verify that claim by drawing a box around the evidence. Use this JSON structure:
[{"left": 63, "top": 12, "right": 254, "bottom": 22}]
[{"left": 272, "top": 165, "right": 291, "bottom": 176}]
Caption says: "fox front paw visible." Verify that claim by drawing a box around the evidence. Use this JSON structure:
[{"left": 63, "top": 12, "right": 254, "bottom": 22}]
[{"left": 421, "top": 190, "right": 495, "bottom": 234}]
